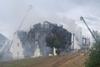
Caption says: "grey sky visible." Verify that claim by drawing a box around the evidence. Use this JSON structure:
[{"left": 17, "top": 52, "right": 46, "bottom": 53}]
[{"left": 0, "top": 0, "right": 100, "bottom": 39}]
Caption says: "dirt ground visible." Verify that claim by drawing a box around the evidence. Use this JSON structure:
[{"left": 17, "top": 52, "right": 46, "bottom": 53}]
[{"left": 0, "top": 53, "right": 87, "bottom": 67}]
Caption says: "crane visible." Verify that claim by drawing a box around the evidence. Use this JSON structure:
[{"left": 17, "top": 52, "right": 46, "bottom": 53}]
[
  {"left": 0, "top": 5, "right": 33, "bottom": 59},
  {"left": 12, "top": 5, "right": 33, "bottom": 58},
  {"left": 80, "top": 16, "right": 97, "bottom": 42}
]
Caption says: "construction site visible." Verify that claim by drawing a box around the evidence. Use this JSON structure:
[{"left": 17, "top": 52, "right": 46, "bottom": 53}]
[
  {"left": 0, "top": 10, "right": 91, "bottom": 67},
  {"left": 0, "top": 0, "right": 100, "bottom": 67}
]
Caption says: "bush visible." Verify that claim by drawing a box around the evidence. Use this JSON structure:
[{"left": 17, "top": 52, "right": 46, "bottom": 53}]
[{"left": 85, "top": 31, "right": 100, "bottom": 67}]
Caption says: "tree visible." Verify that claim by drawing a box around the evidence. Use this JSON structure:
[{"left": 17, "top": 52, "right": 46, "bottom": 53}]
[
  {"left": 46, "top": 24, "right": 71, "bottom": 55},
  {"left": 85, "top": 31, "right": 100, "bottom": 67}
]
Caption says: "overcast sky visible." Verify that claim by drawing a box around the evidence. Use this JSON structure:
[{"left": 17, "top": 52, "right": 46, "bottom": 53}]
[{"left": 0, "top": 0, "right": 100, "bottom": 39}]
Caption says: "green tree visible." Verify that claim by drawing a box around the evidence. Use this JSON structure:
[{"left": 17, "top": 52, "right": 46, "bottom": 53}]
[
  {"left": 85, "top": 31, "right": 100, "bottom": 67},
  {"left": 46, "top": 24, "right": 71, "bottom": 55}
]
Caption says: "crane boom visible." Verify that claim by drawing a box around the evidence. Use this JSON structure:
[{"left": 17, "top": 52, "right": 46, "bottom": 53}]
[
  {"left": 80, "top": 16, "right": 97, "bottom": 42},
  {"left": 18, "top": 5, "right": 32, "bottom": 31}
]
